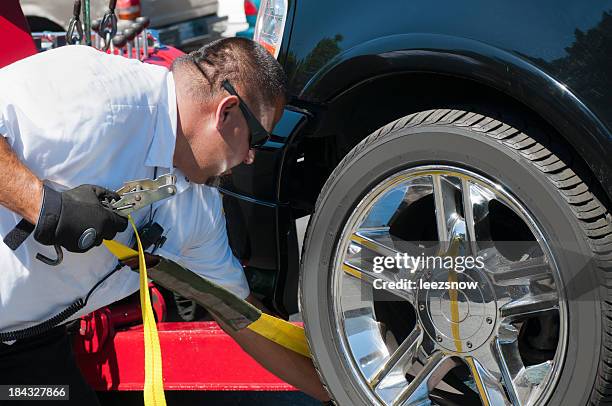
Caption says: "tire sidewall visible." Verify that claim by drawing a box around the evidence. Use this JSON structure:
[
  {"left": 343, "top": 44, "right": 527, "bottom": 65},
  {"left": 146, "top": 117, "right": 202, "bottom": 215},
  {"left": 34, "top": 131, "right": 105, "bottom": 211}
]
[{"left": 301, "top": 125, "right": 602, "bottom": 406}]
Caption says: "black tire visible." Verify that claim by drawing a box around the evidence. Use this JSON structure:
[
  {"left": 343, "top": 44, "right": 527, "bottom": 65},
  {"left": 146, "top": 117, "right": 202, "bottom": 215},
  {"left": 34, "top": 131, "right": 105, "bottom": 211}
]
[{"left": 299, "top": 109, "right": 612, "bottom": 405}]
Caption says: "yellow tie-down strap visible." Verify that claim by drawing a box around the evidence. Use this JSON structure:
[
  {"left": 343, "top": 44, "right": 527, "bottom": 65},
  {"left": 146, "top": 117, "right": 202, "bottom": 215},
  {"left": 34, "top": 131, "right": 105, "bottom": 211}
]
[
  {"left": 117, "top": 216, "right": 167, "bottom": 406},
  {"left": 249, "top": 313, "right": 310, "bottom": 358},
  {"left": 104, "top": 235, "right": 311, "bottom": 372}
]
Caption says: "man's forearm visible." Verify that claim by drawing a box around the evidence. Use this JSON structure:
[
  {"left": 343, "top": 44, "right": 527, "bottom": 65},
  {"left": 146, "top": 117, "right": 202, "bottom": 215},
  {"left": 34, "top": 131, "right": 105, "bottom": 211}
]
[
  {"left": 219, "top": 294, "right": 331, "bottom": 402},
  {"left": 0, "top": 136, "right": 43, "bottom": 224}
]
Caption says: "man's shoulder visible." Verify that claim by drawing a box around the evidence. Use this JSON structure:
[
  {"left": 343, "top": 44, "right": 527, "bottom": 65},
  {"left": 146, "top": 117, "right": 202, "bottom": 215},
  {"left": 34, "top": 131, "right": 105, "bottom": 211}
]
[
  {"left": 1, "top": 45, "right": 109, "bottom": 76},
  {"left": 0, "top": 46, "right": 169, "bottom": 99}
]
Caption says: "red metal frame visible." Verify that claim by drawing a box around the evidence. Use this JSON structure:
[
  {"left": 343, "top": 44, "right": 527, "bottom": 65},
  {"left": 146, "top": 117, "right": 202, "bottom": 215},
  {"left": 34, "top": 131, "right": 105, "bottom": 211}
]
[
  {"left": 75, "top": 322, "right": 295, "bottom": 391},
  {"left": 0, "top": 0, "right": 37, "bottom": 69}
]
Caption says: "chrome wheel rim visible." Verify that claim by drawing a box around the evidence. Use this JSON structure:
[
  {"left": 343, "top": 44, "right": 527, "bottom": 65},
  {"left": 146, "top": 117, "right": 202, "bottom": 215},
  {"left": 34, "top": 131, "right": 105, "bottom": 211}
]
[{"left": 331, "top": 166, "right": 568, "bottom": 406}]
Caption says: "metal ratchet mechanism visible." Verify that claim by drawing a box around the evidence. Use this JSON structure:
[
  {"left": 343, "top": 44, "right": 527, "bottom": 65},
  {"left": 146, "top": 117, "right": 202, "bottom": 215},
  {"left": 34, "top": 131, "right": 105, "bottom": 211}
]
[
  {"left": 35, "top": 174, "right": 177, "bottom": 266},
  {"left": 108, "top": 174, "right": 177, "bottom": 215}
]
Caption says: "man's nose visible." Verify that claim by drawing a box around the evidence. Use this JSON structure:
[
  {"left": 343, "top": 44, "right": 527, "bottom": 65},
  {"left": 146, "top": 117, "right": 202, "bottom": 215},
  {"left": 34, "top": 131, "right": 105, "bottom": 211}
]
[{"left": 243, "top": 149, "right": 256, "bottom": 165}]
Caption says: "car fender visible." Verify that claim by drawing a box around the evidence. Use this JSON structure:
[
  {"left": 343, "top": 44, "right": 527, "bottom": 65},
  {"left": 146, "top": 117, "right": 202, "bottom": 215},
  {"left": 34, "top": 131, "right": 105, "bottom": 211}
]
[{"left": 299, "top": 33, "right": 612, "bottom": 200}]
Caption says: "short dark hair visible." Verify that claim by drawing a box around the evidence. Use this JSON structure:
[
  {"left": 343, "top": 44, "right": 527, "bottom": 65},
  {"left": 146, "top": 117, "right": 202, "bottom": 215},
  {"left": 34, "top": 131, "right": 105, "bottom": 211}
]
[{"left": 172, "top": 37, "right": 287, "bottom": 111}]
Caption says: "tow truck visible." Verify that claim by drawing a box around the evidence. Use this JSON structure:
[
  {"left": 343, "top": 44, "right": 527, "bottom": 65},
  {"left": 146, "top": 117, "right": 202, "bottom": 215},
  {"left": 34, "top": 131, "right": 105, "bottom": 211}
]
[{"left": 0, "top": 0, "right": 297, "bottom": 398}]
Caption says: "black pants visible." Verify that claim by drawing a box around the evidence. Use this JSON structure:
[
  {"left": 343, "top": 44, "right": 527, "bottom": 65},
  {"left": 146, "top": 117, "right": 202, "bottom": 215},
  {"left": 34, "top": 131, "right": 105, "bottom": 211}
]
[{"left": 0, "top": 326, "right": 100, "bottom": 405}]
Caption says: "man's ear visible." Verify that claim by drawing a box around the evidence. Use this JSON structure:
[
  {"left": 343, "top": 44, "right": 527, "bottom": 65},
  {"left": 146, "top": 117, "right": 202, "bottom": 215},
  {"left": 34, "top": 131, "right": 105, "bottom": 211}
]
[{"left": 214, "top": 95, "right": 240, "bottom": 132}]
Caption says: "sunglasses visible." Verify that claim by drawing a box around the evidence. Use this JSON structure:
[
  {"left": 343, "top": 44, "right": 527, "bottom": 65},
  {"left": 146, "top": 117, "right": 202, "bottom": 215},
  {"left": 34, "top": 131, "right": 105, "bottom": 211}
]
[
  {"left": 221, "top": 80, "right": 271, "bottom": 149},
  {"left": 189, "top": 58, "right": 271, "bottom": 149}
]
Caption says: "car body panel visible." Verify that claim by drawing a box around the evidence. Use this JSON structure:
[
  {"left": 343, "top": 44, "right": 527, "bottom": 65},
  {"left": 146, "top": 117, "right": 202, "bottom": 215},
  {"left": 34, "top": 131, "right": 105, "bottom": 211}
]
[
  {"left": 220, "top": 109, "right": 308, "bottom": 315},
  {"left": 285, "top": 0, "right": 612, "bottom": 111},
  {"left": 294, "top": 33, "right": 612, "bottom": 200},
  {"left": 280, "top": 0, "right": 612, "bottom": 199},
  {"left": 220, "top": 108, "right": 308, "bottom": 202}
]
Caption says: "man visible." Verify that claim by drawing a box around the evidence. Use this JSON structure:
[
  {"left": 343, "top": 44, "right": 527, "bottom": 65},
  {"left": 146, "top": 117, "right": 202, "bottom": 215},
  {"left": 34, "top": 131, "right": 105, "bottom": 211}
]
[{"left": 0, "top": 38, "right": 330, "bottom": 404}]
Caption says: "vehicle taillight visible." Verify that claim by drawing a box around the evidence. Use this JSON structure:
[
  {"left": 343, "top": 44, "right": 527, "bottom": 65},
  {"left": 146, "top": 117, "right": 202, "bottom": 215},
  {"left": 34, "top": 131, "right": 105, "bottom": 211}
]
[
  {"left": 117, "top": 0, "right": 141, "bottom": 20},
  {"left": 253, "top": 0, "right": 288, "bottom": 59},
  {"left": 244, "top": 0, "right": 258, "bottom": 17}
]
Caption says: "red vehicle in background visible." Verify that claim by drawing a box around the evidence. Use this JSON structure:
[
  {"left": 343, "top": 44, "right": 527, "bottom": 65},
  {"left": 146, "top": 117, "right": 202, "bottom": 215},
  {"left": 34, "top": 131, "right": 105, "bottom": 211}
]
[{"left": 0, "top": 0, "right": 295, "bottom": 398}]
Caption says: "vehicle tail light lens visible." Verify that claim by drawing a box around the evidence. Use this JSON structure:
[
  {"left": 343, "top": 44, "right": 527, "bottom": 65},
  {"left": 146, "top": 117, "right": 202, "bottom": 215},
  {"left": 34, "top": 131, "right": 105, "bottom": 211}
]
[
  {"left": 244, "top": 0, "right": 258, "bottom": 17},
  {"left": 117, "top": 0, "right": 141, "bottom": 20},
  {"left": 253, "top": 0, "right": 288, "bottom": 58}
]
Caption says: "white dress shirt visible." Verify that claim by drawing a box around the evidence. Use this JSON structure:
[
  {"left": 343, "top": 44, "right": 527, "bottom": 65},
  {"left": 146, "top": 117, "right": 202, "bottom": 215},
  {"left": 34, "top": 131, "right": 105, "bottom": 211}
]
[{"left": 0, "top": 45, "right": 249, "bottom": 335}]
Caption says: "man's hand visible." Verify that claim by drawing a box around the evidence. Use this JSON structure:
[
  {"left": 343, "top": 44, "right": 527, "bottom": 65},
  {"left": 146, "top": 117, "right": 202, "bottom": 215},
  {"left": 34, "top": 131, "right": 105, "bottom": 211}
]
[{"left": 34, "top": 183, "right": 128, "bottom": 253}]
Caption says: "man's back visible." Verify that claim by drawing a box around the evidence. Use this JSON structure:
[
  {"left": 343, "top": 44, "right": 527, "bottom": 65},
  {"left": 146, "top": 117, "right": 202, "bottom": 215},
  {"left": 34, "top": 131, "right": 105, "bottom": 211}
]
[
  {"left": 0, "top": 46, "right": 178, "bottom": 332},
  {"left": 0, "top": 45, "right": 175, "bottom": 191}
]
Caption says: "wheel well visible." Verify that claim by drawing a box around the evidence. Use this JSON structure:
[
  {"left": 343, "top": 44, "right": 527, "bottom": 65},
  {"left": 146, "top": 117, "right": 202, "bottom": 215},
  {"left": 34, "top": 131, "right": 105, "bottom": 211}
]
[
  {"left": 284, "top": 72, "right": 610, "bottom": 216},
  {"left": 26, "top": 16, "right": 64, "bottom": 32}
]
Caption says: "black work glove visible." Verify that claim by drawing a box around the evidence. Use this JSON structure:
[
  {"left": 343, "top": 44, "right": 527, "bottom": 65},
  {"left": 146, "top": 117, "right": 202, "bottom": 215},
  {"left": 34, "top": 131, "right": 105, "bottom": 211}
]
[{"left": 34, "top": 183, "right": 128, "bottom": 253}]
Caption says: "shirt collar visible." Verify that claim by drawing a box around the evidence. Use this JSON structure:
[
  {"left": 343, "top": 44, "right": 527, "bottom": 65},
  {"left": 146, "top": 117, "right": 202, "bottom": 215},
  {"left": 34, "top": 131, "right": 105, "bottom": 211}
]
[
  {"left": 145, "top": 71, "right": 177, "bottom": 169},
  {"left": 171, "top": 168, "right": 191, "bottom": 195}
]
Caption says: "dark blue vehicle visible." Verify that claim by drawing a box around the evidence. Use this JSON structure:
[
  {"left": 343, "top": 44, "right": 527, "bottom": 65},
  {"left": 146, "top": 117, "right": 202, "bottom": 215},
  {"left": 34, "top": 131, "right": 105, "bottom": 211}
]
[{"left": 223, "top": 1, "right": 612, "bottom": 405}]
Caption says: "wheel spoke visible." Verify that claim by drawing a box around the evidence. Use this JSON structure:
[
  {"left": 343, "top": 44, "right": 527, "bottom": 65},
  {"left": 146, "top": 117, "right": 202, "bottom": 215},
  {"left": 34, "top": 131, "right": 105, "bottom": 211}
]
[
  {"left": 494, "top": 324, "right": 537, "bottom": 406},
  {"left": 344, "top": 229, "right": 421, "bottom": 303},
  {"left": 394, "top": 352, "right": 458, "bottom": 406},
  {"left": 499, "top": 292, "right": 559, "bottom": 319},
  {"left": 351, "top": 228, "right": 423, "bottom": 260},
  {"left": 489, "top": 255, "right": 552, "bottom": 285},
  {"left": 465, "top": 355, "right": 512, "bottom": 406},
  {"left": 371, "top": 325, "right": 423, "bottom": 388},
  {"left": 494, "top": 347, "right": 530, "bottom": 406},
  {"left": 401, "top": 177, "right": 435, "bottom": 207},
  {"left": 432, "top": 174, "right": 461, "bottom": 245},
  {"left": 343, "top": 307, "right": 396, "bottom": 381},
  {"left": 342, "top": 261, "right": 415, "bottom": 303},
  {"left": 352, "top": 229, "right": 403, "bottom": 258},
  {"left": 460, "top": 178, "right": 478, "bottom": 252}
]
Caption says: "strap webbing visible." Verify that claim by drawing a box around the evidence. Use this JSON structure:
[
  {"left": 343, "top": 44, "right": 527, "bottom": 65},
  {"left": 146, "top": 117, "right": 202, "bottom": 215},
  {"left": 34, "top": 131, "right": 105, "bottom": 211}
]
[
  {"left": 103, "top": 239, "right": 312, "bottom": 359},
  {"left": 129, "top": 215, "right": 166, "bottom": 406},
  {"left": 3, "top": 218, "right": 34, "bottom": 250}
]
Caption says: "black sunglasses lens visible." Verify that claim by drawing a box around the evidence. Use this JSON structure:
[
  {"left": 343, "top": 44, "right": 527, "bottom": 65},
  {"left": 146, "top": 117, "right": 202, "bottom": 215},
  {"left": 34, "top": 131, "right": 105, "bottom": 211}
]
[{"left": 222, "top": 80, "right": 270, "bottom": 148}]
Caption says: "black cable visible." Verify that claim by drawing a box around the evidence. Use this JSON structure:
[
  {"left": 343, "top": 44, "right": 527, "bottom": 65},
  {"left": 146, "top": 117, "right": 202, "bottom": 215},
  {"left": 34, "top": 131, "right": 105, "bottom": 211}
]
[
  {"left": 0, "top": 299, "right": 85, "bottom": 342},
  {"left": 85, "top": 263, "right": 123, "bottom": 303}
]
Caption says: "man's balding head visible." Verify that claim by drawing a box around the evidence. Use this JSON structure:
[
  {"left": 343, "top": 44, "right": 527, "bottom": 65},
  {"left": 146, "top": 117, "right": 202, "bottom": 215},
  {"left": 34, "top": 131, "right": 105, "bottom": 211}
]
[{"left": 172, "top": 37, "right": 287, "bottom": 113}]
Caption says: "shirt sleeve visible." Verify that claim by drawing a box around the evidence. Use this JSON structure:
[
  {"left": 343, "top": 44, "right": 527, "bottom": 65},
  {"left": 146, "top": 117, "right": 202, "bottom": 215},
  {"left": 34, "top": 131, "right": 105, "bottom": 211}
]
[
  {"left": 0, "top": 97, "right": 14, "bottom": 147},
  {"left": 0, "top": 102, "right": 7, "bottom": 140},
  {"left": 155, "top": 186, "right": 250, "bottom": 300}
]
